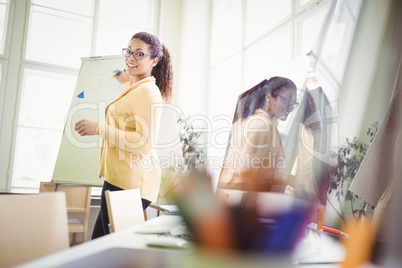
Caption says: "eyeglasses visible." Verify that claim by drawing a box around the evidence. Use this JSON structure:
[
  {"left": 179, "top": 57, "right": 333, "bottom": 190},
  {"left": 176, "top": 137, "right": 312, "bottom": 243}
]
[
  {"left": 122, "top": 48, "right": 152, "bottom": 60},
  {"left": 278, "top": 95, "right": 299, "bottom": 108}
]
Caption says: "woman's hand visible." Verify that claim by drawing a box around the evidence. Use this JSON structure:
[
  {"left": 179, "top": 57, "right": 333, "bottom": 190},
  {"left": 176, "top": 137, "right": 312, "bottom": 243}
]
[
  {"left": 75, "top": 119, "right": 98, "bottom": 136},
  {"left": 113, "top": 69, "right": 129, "bottom": 84}
]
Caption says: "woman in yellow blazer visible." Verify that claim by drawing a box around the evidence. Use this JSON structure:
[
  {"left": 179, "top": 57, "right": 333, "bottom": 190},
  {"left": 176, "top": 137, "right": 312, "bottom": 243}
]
[
  {"left": 217, "top": 77, "right": 298, "bottom": 192},
  {"left": 75, "top": 32, "right": 173, "bottom": 239}
]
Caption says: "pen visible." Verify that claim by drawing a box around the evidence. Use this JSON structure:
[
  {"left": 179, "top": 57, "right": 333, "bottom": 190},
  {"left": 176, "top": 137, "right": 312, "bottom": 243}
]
[
  {"left": 322, "top": 226, "right": 346, "bottom": 237},
  {"left": 112, "top": 69, "right": 126, "bottom": 76}
]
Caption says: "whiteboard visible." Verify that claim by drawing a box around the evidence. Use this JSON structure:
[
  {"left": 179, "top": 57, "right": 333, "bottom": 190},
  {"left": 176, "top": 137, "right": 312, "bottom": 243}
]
[
  {"left": 52, "top": 56, "right": 125, "bottom": 186},
  {"left": 52, "top": 55, "right": 183, "bottom": 187}
]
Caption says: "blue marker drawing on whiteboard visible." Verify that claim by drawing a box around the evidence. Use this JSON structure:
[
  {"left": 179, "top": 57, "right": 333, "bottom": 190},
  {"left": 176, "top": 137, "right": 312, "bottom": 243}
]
[
  {"left": 77, "top": 91, "right": 84, "bottom": 98},
  {"left": 112, "top": 69, "right": 126, "bottom": 76}
]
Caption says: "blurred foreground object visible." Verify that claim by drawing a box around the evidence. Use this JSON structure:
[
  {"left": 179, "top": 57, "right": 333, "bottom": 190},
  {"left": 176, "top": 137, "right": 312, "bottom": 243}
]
[
  {"left": 0, "top": 192, "right": 70, "bottom": 267},
  {"left": 173, "top": 169, "right": 312, "bottom": 257}
]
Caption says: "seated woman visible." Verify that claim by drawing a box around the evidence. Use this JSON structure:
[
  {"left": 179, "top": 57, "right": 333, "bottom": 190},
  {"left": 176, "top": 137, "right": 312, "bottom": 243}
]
[{"left": 217, "top": 76, "right": 298, "bottom": 192}]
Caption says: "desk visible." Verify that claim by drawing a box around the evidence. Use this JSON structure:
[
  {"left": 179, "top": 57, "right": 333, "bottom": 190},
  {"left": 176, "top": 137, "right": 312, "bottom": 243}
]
[
  {"left": 19, "top": 215, "right": 345, "bottom": 268},
  {"left": 18, "top": 215, "right": 187, "bottom": 268},
  {"left": 148, "top": 203, "right": 180, "bottom": 216}
]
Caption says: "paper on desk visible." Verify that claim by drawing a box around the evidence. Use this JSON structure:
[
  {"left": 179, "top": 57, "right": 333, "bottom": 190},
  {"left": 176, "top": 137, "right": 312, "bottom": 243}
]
[{"left": 134, "top": 227, "right": 172, "bottom": 235}]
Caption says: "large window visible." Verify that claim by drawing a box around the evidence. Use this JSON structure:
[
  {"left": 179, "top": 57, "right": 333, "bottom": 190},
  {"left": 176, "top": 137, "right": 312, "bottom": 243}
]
[
  {"left": 6, "top": 0, "right": 158, "bottom": 190},
  {"left": 244, "top": 0, "right": 292, "bottom": 46},
  {"left": 26, "top": 3, "right": 93, "bottom": 68},
  {"left": 317, "top": 0, "right": 361, "bottom": 84},
  {"left": 12, "top": 69, "right": 77, "bottom": 188}
]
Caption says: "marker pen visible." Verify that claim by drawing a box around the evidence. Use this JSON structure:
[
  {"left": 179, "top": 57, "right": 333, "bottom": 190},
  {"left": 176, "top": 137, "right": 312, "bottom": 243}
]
[{"left": 112, "top": 69, "right": 126, "bottom": 76}]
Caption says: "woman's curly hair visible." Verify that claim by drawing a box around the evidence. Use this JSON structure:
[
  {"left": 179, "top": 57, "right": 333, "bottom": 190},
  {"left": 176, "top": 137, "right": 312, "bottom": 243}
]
[{"left": 132, "top": 32, "right": 173, "bottom": 102}]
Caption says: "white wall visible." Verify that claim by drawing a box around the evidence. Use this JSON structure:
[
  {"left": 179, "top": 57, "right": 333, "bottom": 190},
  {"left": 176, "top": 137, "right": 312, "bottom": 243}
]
[
  {"left": 158, "top": 0, "right": 183, "bottom": 104},
  {"left": 338, "top": 0, "right": 395, "bottom": 142},
  {"left": 359, "top": 0, "right": 402, "bottom": 140},
  {"left": 174, "top": 0, "right": 211, "bottom": 118}
]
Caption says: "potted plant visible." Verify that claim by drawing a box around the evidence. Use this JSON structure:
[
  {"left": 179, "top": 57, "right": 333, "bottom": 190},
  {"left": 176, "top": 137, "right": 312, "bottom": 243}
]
[
  {"left": 177, "top": 116, "right": 207, "bottom": 172},
  {"left": 328, "top": 122, "right": 379, "bottom": 226}
]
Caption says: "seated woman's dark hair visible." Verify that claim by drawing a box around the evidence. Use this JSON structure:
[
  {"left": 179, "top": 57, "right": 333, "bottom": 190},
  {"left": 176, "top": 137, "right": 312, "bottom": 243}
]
[{"left": 233, "top": 76, "right": 297, "bottom": 122}]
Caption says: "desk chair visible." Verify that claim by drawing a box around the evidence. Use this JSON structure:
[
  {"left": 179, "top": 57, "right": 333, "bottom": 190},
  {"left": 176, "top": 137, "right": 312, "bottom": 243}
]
[
  {"left": 0, "top": 192, "right": 70, "bottom": 267},
  {"left": 105, "top": 189, "right": 144, "bottom": 233},
  {"left": 39, "top": 182, "right": 92, "bottom": 245}
]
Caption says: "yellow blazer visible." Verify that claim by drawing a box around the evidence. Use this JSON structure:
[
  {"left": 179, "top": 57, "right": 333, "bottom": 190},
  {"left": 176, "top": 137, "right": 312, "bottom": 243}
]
[
  {"left": 217, "top": 108, "right": 286, "bottom": 191},
  {"left": 95, "top": 76, "right": 163, "bottom": 202},
  {"left": 294, "top": 124, "right": 318, "bottom": 198}
]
